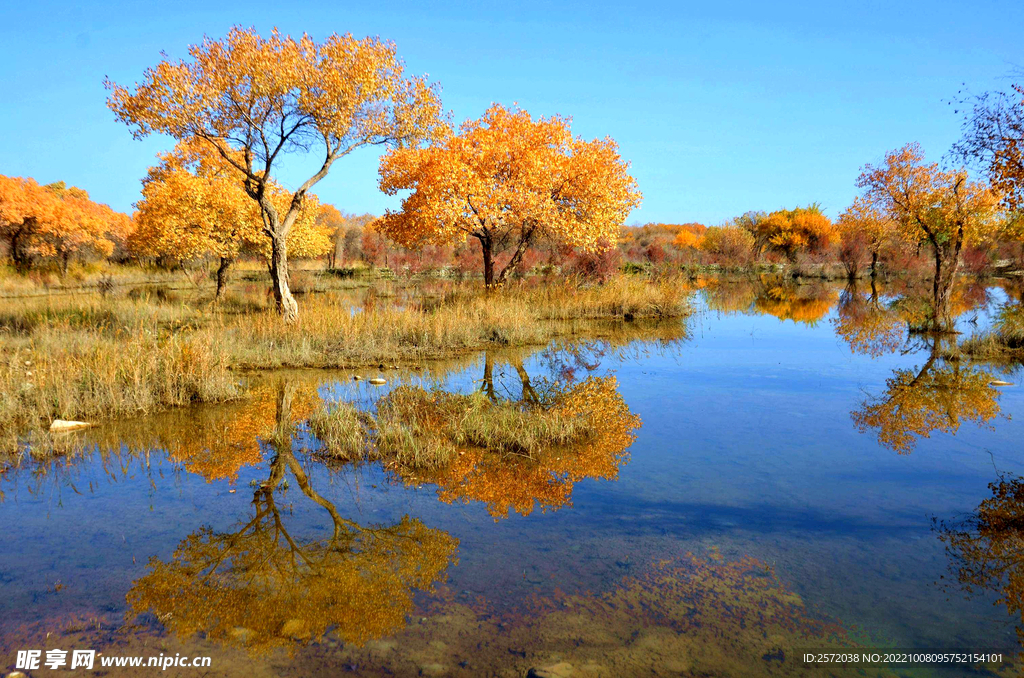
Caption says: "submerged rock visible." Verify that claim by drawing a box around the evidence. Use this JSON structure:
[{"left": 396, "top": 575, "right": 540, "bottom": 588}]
[
  {"left": 353, "top": 375, "right": 363, "bottom": 381},
  {"left": 49, "top": 419, "right": 92, "bottom": 432},
  {"left": 419, "top": 663, "right": 447, "bottom": 676},
  {"left": 990, "top": 380, "right": 1014, "bottom": 387},
  {"left": 369, "top": 378, "right": 387, "bottom": 385},
  {"left": 528, "top": 662, "right": 574, "bottom": 678}
]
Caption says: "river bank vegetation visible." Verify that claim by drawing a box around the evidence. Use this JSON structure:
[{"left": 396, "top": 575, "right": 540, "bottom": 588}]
[{"left": 0, "top": 276, "right": 687, "bottom": 456}]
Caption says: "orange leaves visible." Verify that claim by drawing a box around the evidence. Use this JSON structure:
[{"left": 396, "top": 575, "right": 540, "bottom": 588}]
[
  {"left": 855, "top": 142, "right": 999, "bottom": 249},
  {"left": 853, "top": 354, "right": 1000, "bottom": 454},
  {"left": 377, "top": 103, "right": 641, "bottom": 282},
  {"left": 106, "top": 26, "right": 446, "bottom": 172},
  {"left": 750, "top": 205, "right": 837, "bottom": 260},
  {"left": 131, "top": 142, "right": 330, "bottom": 263},
  {"left": 108, "top": 26, "right": 445, "bottom": 317},
  {"left": 0, "top": 174, "right": 129, "bottom": 269},
  {"left": 837, "top": 196, "right": 899, "bottom": 252},
  {"left": 673, "top": 230, "right": 703, "bottom": 249}
]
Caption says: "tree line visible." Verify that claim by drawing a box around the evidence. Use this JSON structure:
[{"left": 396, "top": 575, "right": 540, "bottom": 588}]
[{"left": 1, "top": 26, "right": 1022, "bottom": 331}]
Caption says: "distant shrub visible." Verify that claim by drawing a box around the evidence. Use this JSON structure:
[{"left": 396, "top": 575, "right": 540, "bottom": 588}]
[
  {"left": 960, "top": 245, "right": 992, "bottom": 276},
  {"left": 562, "top": 243, "right": 621, "bottom": 283},
  {"left": 699, "top": 227, "right": 755, "bottom": 265}
]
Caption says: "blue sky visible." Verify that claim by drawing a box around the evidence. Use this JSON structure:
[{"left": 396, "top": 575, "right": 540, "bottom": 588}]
[{"left": 1, "top": 0, "right": 1021, "bottom": 224}]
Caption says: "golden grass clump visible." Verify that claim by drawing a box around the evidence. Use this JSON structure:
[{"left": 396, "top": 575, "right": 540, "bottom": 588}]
[
  {"left": 1, "top": 325, "right": 238, "bottom": 454},
  {"left": 310, "top": 385, "right": 591, "bottom": 471},
  {"left": 223, "top": 277, "right": 689, "bottom": 369}
]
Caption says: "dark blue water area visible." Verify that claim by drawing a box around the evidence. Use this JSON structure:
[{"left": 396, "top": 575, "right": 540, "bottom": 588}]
[{"left": 2, "top": 286, "right": 1024, "bottom": 663}]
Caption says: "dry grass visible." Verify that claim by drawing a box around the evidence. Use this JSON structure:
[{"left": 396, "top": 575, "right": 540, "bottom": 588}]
[
  {"left": 224, "top": 277, "right": 689, "bottom": 368},
  {"left": 0, "top": 262, "right": 190, "bottom": 297},
  {"left": 960, "top": 303, "right": 1024, "bottom": 361},
  {"left": 0, "top": 274, "right": 689, "bottom": 453},
  {"left": 311, "top": 385, "right": 592, "bottom": 470},
  {"left": 307, "top": 401, "right": 368, "bottom": 461},
  {"left": 1, "top": 327, "right": 238, "bottom": 453}
]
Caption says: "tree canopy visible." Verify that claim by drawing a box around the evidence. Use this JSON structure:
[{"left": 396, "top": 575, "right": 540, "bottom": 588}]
[
  {"left": 0, "top": 174, "right": 130, "bottom": 272},
  {"left": 855, "top": 143, "right": 999, "bottom": 330},
  {"left": 377, "top": 103, "right": 642, "bottom": 286},
  {"left": 107, "top": 26, "right": 447, "bottom": 319}
]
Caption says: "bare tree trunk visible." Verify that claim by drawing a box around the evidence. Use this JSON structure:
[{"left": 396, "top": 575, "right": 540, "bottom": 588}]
[
  {"left": 870, "top": 250, "right": 878, "bottom": 280},
  {"left": 929, "top": 241, "right": 962, "bottom": 333},
  {"left": 496, "top": 225, "right": 537, "bottom": 285},
  {"left": 514, "top": 362, "right": 540, "bottom": 405},
  {"left": 9, "top": 224, "right": 31, "bottom": 271},
  {"left": 270, "top": 235, "right": 299, "bottom": 322},
  {"left": 215, "top": 256, "right": 233, "bottom": 299},
  {"left": 480, "top": 234, "right": 495, "bottom": 288}
]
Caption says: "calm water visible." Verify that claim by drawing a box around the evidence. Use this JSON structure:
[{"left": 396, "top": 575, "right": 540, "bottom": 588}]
[{"left": 3, "top": 279, "right": 1024, "bottom": 677}]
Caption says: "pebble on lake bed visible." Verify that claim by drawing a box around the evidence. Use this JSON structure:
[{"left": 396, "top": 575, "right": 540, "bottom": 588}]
[
  {"left": 49, "top": 419, "right": 92, "bottom": 432},
  {"left": 369, "top": 378, "right": 387, "bottom": 385},
  {"left": 353, "top": 375, "right": 363, "bottom": 380}
]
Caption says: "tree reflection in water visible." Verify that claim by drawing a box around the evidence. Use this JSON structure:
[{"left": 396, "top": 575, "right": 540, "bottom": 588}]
[
  {"left": 127, "top": 381, "right": 458, "bottom": 654},
  {"left": 832, "top": 281, "right": 907, "bottom": 357},
  {"left": 832, "top": 284, "right": 1005, "bottom": 455},
  {"left": 936, "top": 474, "right": 1024, "bottom": 650},
  {"left": 702, "top": 276, "right": 838, "bottom": 326},
  {"left": 850, "top": 333, "right": 1002, "bottom": 454},
  {"left": 312, "top": 348, "right": 642, "bottom": 519}
]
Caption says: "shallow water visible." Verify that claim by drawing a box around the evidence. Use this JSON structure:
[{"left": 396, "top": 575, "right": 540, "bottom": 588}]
[{"left": 3, "top": 279, "right": 1024, "bottom": 677}]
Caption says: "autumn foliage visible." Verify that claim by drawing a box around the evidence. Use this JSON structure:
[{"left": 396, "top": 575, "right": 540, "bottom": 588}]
[
  {"left": 957, "top": 84, "right": 1024, "bottom": 212},
  {"left": 0, "top": 174, "right": 130, "bottom": 273},
  {"left": 855, "top": 143, "right": 999, "bottom": 330},
  {"left": 107, "top": 26, "right": 446, "bottom": 320},
  {"left": 131, "top": 140, "right": 330, "bottom": 294},
  {"left": 378, "top": 104, "right": 641, "bottom": 286}
]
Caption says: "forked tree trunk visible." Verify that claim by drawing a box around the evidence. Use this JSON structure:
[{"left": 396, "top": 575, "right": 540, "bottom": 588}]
[
  {"left": 929, "top": 240, "right": 962, "bottom": 333},
  {"left": 495, "top": 225, "right": 537, "bottom": 286}
]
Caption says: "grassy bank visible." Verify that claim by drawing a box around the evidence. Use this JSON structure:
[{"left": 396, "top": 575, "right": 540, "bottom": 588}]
[
  {"left": 0, "top": 276, "right": 689, "bottom": 452},
  {"left": 960, "top": 302, "right": 1024, "bottom": 360},
  {"left": 227, "top": 276, "right": 687, "bottom": 368}
]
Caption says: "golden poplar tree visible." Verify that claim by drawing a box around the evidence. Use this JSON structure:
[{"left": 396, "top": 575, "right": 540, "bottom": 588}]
[
  {"left": 855, "top": 143, "right": 999, "bottom": 330},
  {"left": 378, "top": 104, "right": 642, "bottom": 286},
  {"left": 107, "top": 27, "right": 446, "bottom": 320},
  {"left": 131, "top": 141, "right": 330, "bottom": 296}
]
